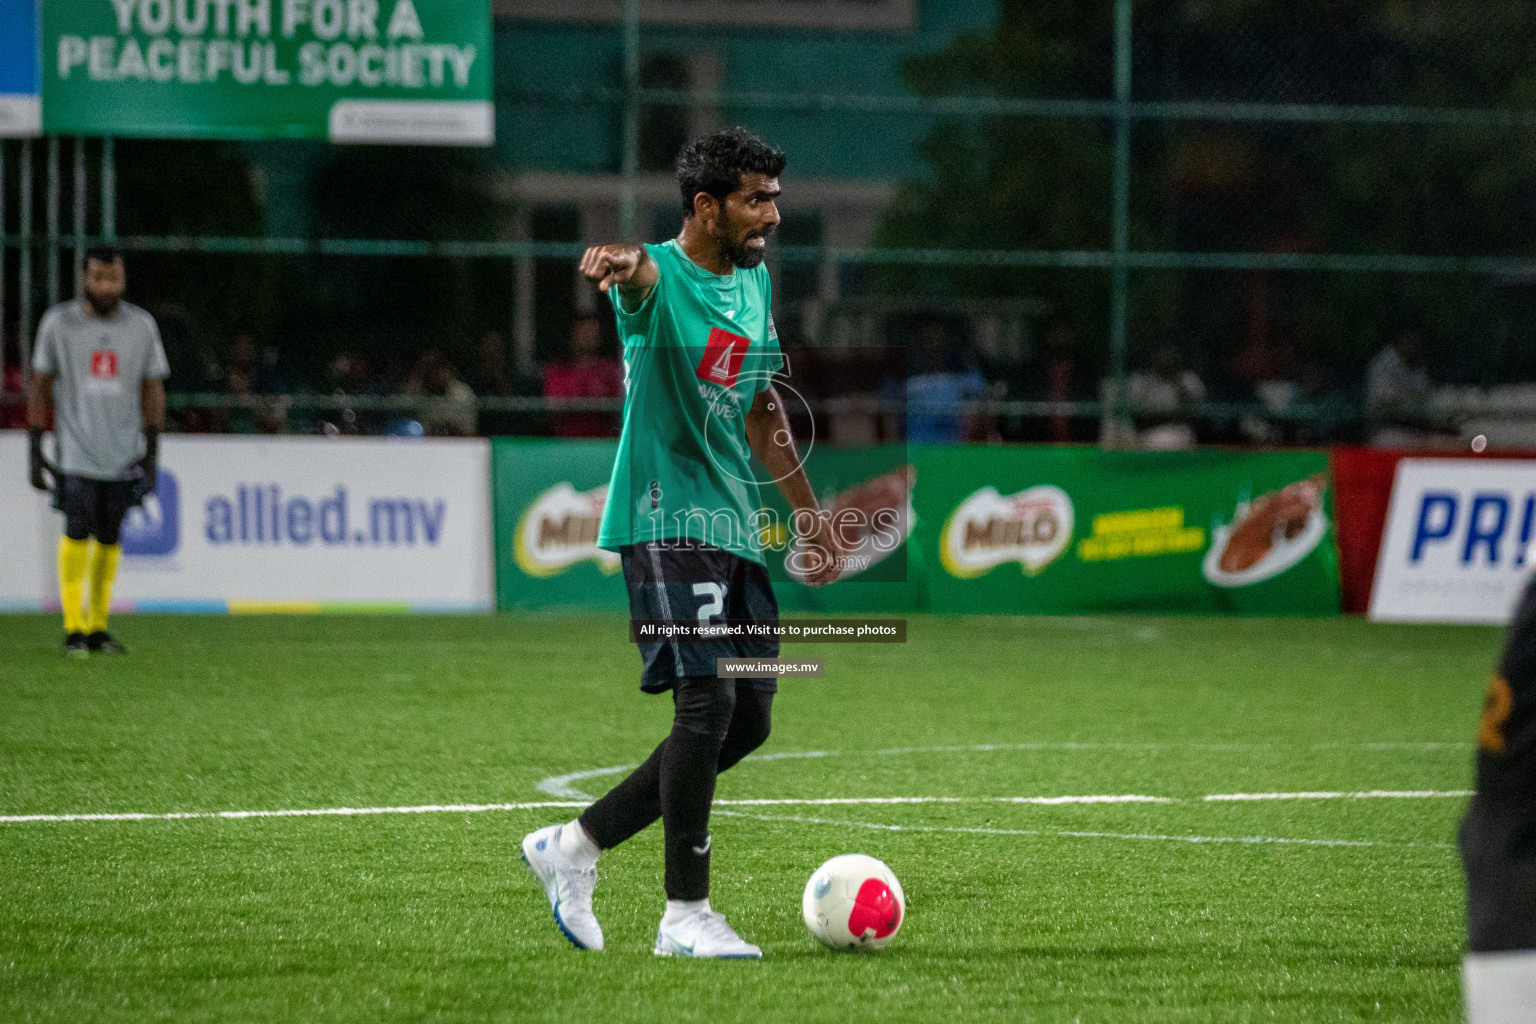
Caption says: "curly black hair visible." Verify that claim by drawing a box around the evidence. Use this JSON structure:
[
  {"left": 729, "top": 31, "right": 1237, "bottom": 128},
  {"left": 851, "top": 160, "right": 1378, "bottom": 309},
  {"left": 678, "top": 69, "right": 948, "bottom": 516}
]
[{"left": 675, "top": 127, "right": 786, "bottom": 217}]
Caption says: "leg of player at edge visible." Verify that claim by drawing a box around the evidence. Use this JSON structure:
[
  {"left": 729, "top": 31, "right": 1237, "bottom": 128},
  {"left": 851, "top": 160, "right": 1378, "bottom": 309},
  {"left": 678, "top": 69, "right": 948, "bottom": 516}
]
[{"left": 1461, "top": 575, "right": 1536, "bottom": 1021}]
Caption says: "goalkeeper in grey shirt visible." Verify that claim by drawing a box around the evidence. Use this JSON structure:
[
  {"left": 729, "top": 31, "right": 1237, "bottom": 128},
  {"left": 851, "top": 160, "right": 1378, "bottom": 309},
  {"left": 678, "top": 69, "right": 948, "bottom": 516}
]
[{"left": 27, "top": 247, "right": 168, "bottom": 656}]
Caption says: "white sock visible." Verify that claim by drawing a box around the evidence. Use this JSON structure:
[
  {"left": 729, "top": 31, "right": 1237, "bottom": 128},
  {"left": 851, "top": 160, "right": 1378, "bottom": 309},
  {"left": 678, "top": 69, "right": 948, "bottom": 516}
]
[
  {"left": 663, "top": 898, "right": 709, "bottom": 924},
  {"left": 1465, "top": 950, "right": 1536, "bottom": 1023},
  {"left": 558, "top": 820, "right": 599, "bottom": 868}
]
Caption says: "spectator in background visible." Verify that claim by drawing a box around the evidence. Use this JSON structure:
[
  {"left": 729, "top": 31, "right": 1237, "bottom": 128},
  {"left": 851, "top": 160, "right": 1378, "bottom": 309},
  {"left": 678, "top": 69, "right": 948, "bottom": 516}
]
[
  {"left": 1367, "top": 324, "right": 1432, "bottom": 411},
  {"left": 223, "top": 333, "right": 289, "bottom": 434},
  {"left": 1039, "top": 317, "right": 1081, "bottom": 443},
  {"left": 1126, "top": 343, "right": 1206, "bottom": 450},
  {"left": 323, "top": 349, "right": 387, "bottom": 436},
  {"left": 543, "top": 314, "right": 624, "bottom": 439},
  {"left": 403, "top": 349, "right": 477, "bottom": 437},
  {"left": 467, "top": 330, "right": 519, "bottom": 436},
  {"left": 1366, "top": 324, "right": 1439, "bottom": 448},
  {"left": 467, "top": 330, "right": 516, "bottom": 398},
  {"left": 902, "top": 317, "right": 992, "bottom": 444},
  {"left": 1228, "top": 331, "right": 1297, "bottom": 445},
  {"left": 2, "top": 337, "right": 24, "bottom": 429}
]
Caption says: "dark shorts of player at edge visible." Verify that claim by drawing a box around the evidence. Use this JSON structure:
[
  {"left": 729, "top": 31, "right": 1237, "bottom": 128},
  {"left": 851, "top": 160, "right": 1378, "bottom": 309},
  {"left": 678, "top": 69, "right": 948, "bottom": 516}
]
[
  {"left": 621, "top": 538, "right": 781, "bottom": 695},
  {"left": 1462, "top": 574, "right": 1536, "bottom": 952},
  {"left": 55, "top": 475, "right": 137, "bottom": 545}
]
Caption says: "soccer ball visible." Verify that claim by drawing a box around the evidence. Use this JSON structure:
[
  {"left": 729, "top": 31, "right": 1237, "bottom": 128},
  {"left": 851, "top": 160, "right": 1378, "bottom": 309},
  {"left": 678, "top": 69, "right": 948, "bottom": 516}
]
[{"left": 802, "top": 853, "right": 905, "bottom": 950}]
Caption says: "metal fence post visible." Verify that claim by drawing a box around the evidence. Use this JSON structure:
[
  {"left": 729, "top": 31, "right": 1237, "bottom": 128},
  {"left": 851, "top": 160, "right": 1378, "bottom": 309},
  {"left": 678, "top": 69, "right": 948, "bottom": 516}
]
[
  {"left": 73, "top": 136, "right": 86, "bottom": 297},
  {"left": 1107, "top": 0, "right": 1133, "bottom": 446},
  {"left": 101, "top": 137, "right": 116, "bottom": 242},
  {"left": 46, "top": 135, "right": 59, "bottom": 311},
  {"left": 19, "top": 139, "right": 33, "bottom": 388},
  {"left": 619, "top": 0, "right": 640, "bottom": 242}
]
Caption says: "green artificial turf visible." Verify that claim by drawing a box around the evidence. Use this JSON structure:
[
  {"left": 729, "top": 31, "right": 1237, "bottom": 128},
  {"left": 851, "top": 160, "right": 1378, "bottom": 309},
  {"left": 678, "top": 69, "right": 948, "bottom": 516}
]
[{"left": 0, "top": 613, "right": 1503, "bottom": 1022}]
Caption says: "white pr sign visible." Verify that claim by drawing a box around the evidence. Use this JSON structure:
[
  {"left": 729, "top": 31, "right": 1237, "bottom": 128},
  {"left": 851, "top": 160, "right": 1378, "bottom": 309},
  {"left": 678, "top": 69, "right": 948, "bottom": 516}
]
[{"left": 1369, "top": 458, "right": 1536, "bottom": 625}]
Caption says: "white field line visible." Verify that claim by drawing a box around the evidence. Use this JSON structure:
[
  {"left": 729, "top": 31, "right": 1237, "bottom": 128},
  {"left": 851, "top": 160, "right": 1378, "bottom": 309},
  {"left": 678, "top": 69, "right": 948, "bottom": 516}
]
[
  {"left": 712, "top": 795, "right": 1171, "bottom": 806},
  {"left": 0, "top": 801, "right": 592, "bottom": 824},
  {"left": 536, "top": 741, "right": 1469, "bottom": 798},
  {"left": 1205, "top": 790, "right": 1474, "bottom": 802},
  {"left": 714, "top": 809, "right": 1453, "bottom": 850},
  {"left": 0, "top": 794, "right": 1164, "bottom": 825},
  {"left": 536, "top": 750, "right": 836, "bottom": 798},
  {"left": 1, "top": 789, "right": 1470, "bottom": 826}
]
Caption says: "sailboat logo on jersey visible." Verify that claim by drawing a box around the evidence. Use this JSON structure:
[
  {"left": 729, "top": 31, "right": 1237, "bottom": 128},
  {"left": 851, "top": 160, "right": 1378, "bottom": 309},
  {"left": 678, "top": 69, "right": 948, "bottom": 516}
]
[{"left": 696, "top": 327, "right": 752, "bottom": 388}]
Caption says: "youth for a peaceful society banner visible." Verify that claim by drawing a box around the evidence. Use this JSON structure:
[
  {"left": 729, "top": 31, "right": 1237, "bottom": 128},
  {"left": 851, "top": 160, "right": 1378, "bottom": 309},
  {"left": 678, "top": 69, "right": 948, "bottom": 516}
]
[
  {"left": 490, "top": 441, "right": 1341, "bottom": 616},
  {"left": 43, "top": 0, "right": 492, "bottom": 143},
  {"left": 1370, "top": 458, "right": 1536, "bottom": 625}
]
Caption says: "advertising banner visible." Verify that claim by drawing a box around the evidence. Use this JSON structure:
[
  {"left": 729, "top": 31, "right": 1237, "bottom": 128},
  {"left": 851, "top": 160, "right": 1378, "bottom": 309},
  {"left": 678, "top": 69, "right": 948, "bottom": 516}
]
[
  {"left": 13, "top": 435, "right": 495, "bottom": 612},
  {"left": 0, "top": 0, "right": 41, "bottom": 136},
  {"left": 491, "top": 439, "right": 922, "bottom": 613},
  {"left": 42, "top": 0, "right": 493, "bottom": 144},
  {"left": 490, "top": 440, "right": 1340, "bottom": 616},
  {"left": 0, "top": 432, "right": 55, "bottom": 608},
  {"left": 918, "top": 447, "right": 1340, "bottom": 615},
  {"left": 492, "top": 438, "right": 627, "bottom": 611},
  {"left": 1369, "top": 458, "right": 1536, "bottom": 624},
  {"left": 756, "top": 443, "right": 923, "bottom": 614}
]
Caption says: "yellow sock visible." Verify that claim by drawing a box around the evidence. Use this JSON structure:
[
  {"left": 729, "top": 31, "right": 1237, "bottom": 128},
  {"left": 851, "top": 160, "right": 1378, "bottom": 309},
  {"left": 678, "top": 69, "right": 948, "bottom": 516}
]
[
  {"left": 86, "top": 541, "right": 123, "bottom": 635},
  {"left": 58, "top": 537, "right": 90, "bottom": 635}
]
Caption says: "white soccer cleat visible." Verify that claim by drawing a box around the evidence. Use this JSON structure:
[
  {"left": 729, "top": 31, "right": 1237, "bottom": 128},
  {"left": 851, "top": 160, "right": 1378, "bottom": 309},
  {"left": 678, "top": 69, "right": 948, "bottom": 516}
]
[
  {"left": 653, "top": 908, "right": 763, "bottom": 959},
  {"left": 521, "top": 824, "right": 603, "bottom": 951}
]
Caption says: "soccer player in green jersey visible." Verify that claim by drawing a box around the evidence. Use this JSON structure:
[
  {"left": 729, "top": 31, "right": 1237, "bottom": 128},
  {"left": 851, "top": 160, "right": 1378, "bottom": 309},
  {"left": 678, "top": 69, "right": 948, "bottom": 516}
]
[
  {"left": 28, "top": 247, "right": 168, "bottom": 657},
  {"left": 522, "top": 128, "right": 843, "bottom": 958}
]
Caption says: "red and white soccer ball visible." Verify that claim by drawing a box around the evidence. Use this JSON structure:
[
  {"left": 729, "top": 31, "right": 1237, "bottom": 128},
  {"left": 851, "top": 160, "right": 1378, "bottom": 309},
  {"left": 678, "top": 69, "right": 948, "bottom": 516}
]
[{"left": 802, "top": 853, "right": 905, "bottom": 951}]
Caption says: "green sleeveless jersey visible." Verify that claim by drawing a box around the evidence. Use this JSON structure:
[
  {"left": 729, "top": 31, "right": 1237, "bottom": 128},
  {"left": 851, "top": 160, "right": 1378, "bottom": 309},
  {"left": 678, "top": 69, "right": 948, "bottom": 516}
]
[{"left": 597, "top": 239, "right": 785, "bottom": 564}]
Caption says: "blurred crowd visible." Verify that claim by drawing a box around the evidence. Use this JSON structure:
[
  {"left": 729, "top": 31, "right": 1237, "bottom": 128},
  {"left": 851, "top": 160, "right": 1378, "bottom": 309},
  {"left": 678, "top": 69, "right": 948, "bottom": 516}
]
[
  {"left": 0, "top": 305, "right": 1502, "bottom": 450},
  {"left": 154, "top": 313, "right": 629, "bottom": 441}
]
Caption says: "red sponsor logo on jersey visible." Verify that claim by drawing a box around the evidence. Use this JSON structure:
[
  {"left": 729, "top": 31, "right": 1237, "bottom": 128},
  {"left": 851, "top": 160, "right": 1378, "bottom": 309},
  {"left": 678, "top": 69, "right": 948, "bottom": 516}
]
[
  {"left": 695, "top": 327, "right": 751, "bottom": 388},
  {"left": 90, "top": 350, "right": 118, "bottom": 380}
]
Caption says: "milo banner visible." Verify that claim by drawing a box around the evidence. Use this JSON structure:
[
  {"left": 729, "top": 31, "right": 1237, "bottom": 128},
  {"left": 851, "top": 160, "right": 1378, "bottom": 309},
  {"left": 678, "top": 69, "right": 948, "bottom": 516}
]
[
  {"left": 491, "top": 439, "right": 916, "bottom": 613},
  {"left": 491, "top": 440, "right": 1340, "bottom": 615},
  {"left": 492, "top": 439, "right": 626, "bottom": 611},
  {"left": 921, "top": 447, "right": 1340, "bottom": 615},
  {"left": 43, "top": 0, "right": 492, "bottom": 143}
]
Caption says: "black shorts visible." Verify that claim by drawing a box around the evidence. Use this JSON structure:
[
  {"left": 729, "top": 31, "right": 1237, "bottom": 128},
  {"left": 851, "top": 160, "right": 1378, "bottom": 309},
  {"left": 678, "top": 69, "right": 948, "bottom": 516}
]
[
  {"left": 1461, "top": 794, "right": 1536, "bottom": 951},
  {"left": 1461, "top": 575, "right": 1536, "bottom": 951},
  {"left": 55, "top": 475, "right": 136, "bottom": 544},
  {"left": 620, "top": 539, "right": 780, "bottom": 694}
]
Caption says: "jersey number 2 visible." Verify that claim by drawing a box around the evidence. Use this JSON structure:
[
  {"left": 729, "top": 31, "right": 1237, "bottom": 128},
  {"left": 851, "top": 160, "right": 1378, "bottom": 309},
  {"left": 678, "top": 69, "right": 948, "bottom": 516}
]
[{"left": 692, "top": 582, "right": 726, "bottom": 624}]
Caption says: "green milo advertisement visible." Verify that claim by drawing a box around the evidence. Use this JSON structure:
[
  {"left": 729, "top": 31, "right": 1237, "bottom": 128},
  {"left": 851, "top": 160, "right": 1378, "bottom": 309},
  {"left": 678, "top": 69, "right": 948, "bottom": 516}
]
[
  {"left": 918, "top": 447, "right": 1340, "bottom": 615},
  {"left": 491, "top": 439, "right": 1340, "bottom": 616}
]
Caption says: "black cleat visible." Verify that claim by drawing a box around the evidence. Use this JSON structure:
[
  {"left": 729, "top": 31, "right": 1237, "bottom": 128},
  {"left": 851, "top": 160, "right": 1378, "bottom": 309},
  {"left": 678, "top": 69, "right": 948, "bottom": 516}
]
[
  {"left": 85, "top": 631, "right": 127, "bottom": 655},
  {"left": 64, "top": 632, "right": 91, "bottom": 658}
]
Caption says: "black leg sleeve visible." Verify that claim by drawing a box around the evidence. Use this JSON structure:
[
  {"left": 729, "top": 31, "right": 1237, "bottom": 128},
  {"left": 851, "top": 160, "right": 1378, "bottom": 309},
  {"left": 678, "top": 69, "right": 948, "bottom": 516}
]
[
  {"left": 578, "top": 737, "right": 667, "bottom": 851},
  {"left": 716, "top": 683, "right": 773, "bottom": 774},
  {"left": 576, "top": 682, "right": 772, "bottom": 855},
  {"left": 660, "top": 676, "right": 736, "bottom": 901}
]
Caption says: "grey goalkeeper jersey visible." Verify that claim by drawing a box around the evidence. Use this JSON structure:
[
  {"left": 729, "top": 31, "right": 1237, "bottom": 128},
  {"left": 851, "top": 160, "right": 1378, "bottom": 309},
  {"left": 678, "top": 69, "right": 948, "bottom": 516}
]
[{"left": 32, "top": 299, "right": 169, "bottom": 480}]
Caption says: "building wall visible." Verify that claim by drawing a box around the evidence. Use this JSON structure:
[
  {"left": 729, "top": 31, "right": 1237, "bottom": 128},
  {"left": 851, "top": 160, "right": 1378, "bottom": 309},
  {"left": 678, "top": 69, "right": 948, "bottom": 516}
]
[{"left": 492, "top": 0, "right": 997, "bottom": 180}]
